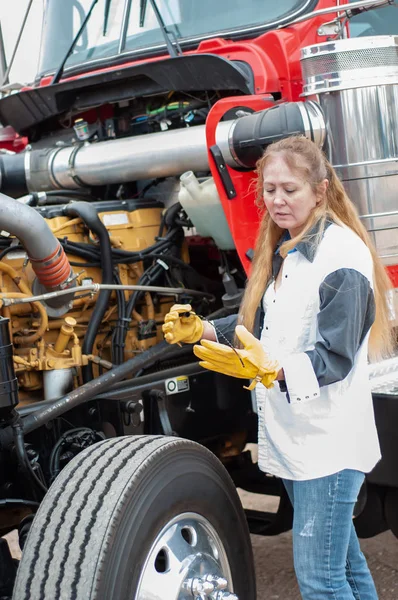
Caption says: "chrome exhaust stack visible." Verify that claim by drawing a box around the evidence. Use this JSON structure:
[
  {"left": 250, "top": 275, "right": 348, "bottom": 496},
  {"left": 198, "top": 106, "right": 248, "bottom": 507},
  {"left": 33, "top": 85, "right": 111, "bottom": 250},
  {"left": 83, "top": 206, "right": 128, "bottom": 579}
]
[{"left": 301, "top": 35, "right": 398, "bottom": 273}]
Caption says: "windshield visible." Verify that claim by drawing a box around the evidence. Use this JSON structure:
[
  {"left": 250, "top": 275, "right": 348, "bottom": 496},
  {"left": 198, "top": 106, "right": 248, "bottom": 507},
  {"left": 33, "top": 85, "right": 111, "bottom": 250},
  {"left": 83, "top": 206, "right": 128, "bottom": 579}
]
[
  {"left": 348, "top": 2, "right": 398, "bottom": 38},
  {"left": 38, "top": 0, "right": 314, "bottom": 76}
]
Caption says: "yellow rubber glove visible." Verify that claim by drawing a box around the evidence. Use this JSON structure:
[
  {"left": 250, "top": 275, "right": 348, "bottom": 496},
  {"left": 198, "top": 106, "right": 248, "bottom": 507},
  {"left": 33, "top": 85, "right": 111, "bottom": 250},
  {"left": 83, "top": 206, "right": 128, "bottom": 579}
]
[
  {"left": 193, "top": 325, "right": 279, "bottom": 390},
  {"left": 162, "top": 304, "right": 204, "bottom": 344}
]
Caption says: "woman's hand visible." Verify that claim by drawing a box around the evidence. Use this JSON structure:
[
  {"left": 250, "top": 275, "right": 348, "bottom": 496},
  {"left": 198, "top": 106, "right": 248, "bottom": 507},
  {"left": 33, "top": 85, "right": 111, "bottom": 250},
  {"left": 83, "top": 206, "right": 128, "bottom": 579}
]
[
  {"left": 193, "top": 325, "right": 279, "bottom": 390},
  {"left": 162, "top": 304, "right": 204, "bottom": 344}
]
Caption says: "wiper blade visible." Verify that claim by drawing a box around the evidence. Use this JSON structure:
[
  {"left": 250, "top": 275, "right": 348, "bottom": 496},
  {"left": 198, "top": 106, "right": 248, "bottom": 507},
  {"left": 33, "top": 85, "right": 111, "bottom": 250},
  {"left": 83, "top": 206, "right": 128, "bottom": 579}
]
[
  {"left": 103, "top": 0, "right": 113, "bottom": 36},
  {"left": 52, "top": 0, "right": 99, "bottom": 85},
  {"left": 139, "top": 0, "right": 148, "bottom": 27},
  {"left": 139, "top": 0, "right": 182, "bottom": 58}
]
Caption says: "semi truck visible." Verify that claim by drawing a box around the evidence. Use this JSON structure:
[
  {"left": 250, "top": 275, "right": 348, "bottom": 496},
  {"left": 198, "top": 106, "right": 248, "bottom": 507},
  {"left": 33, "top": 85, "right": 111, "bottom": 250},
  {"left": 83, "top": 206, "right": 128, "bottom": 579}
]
[{"left": 0, "top": 0, "right": 397, "bottom": 598}]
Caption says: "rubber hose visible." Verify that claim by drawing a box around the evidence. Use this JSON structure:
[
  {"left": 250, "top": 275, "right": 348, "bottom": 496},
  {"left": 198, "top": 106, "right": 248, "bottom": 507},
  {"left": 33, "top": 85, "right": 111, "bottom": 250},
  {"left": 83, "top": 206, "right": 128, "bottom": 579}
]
[
  {"left": 63, "top": 202, "right": 113, "bottom": 381},
  {"left": 164, "top": 202, "right": 182, "bottom": 228}
]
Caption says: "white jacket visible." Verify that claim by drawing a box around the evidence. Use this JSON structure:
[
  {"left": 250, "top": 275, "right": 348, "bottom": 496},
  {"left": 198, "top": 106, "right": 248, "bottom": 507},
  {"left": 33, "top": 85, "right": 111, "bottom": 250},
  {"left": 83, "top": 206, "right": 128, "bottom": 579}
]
[{"left": 256, "top": 223, "right": 381, "bottom": 480}]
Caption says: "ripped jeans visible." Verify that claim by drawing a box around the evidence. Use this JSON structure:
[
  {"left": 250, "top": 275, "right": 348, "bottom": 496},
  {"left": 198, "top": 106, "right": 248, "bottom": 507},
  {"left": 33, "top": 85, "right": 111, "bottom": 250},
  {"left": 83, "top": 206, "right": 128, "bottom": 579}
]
[{"left": 283, "top": 470, "right": 378, "bottom": 600}]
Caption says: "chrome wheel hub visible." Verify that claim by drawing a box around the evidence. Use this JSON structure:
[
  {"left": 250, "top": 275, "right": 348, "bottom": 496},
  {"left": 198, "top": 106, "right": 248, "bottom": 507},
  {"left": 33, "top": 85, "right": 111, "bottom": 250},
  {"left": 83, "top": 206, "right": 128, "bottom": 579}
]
[{"left": 135, "top": 512, "right": 238, "bottom": 600}]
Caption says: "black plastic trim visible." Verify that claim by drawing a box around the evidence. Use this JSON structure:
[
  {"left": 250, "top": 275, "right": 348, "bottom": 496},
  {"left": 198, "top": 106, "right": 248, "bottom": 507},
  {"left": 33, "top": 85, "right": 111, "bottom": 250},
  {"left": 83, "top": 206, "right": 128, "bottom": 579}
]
[
  {"left": 0, "top": 54, "right": 252, "bottom": 135},
  {"left": 367, "top": 393, "right": 398, "bottom": 488},
  {"left": 209, "top": 145, "right": 237, "bottom": 200}
]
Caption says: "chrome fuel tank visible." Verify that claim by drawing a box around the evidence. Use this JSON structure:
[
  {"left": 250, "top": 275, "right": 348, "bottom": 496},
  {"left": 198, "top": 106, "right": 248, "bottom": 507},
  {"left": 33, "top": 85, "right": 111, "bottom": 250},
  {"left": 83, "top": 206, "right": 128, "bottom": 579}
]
[{"left": 301, "top": 36, "right": 398, "bottom": 276}]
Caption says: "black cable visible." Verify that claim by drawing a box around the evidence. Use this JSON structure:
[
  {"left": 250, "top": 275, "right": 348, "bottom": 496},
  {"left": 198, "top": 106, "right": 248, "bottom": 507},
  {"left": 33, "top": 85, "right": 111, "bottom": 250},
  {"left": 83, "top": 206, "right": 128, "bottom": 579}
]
[
  {"left": 69, "top": 260, "right": 100, "bottom": 268},
  {"left": 59, "top": 240, "right": 100, "bottom": 262},
  {"left": 49, "top": 427, "right": 101, "bottom": 481},
  {"left": 0, "top": 244, "right": 22, "bottom": 261},
  {"left": 143, "top": 253, "right": 197, "bottom": 271},
  {"left": 125, "top": 263, "right": 164, "bottom": 316},
  {"left": 63, "top": 203, "right": 114, "bottom": 382},
  {"left": 112, "top": 272, "right": 126, "bottom": 365},
  {"left": 61, "top": 238, "right": 101, "bottom": 258},
  {"left": 164, "top": 202, "right": 183, "bottom": 231},
  {"left": 157, "top": 202, "right": 182, "bottom": 238},
  {"left": 60, "top": 240, "right": 180, "bottom": 267},
  {"left": 59, "top": 226, "right": 181, "bottom": 264},
  {"left": 118, "top": 263, "right": 164, "bottom": 348},
  {"left": 13, "top": 421, "right": 47, "bottom": 499},
  {"left": 46, "top": 190, "right": 97, "bottom": 200}
]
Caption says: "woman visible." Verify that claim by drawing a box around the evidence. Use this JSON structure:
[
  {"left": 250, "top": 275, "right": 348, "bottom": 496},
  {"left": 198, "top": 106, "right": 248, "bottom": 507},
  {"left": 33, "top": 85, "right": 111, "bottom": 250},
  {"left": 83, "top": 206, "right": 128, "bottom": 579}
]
[{"left": 162, "top": 136, "right": 393, "bottom": 599}]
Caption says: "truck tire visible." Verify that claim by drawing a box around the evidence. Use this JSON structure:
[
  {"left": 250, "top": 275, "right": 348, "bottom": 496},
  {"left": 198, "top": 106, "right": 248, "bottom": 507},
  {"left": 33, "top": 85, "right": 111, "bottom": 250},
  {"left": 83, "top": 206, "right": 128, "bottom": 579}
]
[{"left": 13, "top": 435, "right": 256, "bottom": 600}]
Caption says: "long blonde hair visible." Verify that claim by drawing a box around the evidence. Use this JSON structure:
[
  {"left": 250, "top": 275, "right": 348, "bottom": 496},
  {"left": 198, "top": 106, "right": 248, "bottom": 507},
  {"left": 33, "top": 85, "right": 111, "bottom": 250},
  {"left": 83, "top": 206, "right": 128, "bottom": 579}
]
[{"left": 238, "top": 136, "right": 393, "bottom": 359}]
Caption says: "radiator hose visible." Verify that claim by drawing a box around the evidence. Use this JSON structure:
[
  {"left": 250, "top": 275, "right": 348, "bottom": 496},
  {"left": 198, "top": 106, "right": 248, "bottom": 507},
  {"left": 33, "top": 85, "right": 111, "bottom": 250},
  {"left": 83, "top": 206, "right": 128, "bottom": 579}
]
[{"left": 0, "top": 192, "right": 73, "bottom": 310}]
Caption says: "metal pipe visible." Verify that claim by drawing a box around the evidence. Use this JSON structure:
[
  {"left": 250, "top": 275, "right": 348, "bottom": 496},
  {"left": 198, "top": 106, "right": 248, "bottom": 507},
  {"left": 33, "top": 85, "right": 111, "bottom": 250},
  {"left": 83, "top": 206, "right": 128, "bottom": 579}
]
[
  {"left": 48, "top": 124, "right": 214, "bottom": 190},
  {"left": 0, "top": 283, "right": 215, "bottom": 307},
  {"left": 0, "top": 102, "right": 325, "bottom": 193},
  {"left": 18, "top": 344, "right": 195, "bottom": 417},
  {"left": 0, "top": 340, "right": 172, "bottom": 448},
  {"left": 0, "top": 192, "right": 73, "bottom": 295},
  {"left": 43, "top": 369, "right": 74, "bottom": 401},
  {"left": 0, "top": 192, "right": 59, "bottom": 258}
]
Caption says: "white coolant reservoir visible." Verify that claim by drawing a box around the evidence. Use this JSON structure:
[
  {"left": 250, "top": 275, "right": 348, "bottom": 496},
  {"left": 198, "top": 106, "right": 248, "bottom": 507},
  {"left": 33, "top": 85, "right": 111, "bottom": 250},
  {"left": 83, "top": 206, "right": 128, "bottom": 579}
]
[{"left": 178, "top": 171, "right": 235, "bottom": 250}]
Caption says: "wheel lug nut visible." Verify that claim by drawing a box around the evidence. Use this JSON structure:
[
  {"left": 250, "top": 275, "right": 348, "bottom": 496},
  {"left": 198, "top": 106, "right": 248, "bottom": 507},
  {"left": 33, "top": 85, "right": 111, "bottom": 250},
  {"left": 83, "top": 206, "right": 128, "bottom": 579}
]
[
  {"left": 204, "top": 574, "right": 229, "bottom": 591},
  {"left": 188, "top": 577, "right": 215, "bottom": 595},
  {"left": 202, "top": 581, "right": 215, "bottom": 594},
  {"left": 214, "top": 576, "right": 228, "bottom": 590}
]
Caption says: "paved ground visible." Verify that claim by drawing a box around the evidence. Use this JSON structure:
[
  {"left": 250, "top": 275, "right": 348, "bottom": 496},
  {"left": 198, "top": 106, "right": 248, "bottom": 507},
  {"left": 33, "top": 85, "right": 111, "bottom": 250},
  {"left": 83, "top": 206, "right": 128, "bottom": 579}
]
[
  {"left": 250, "top": 528, "right": 397, "bottom": 599},
  {"left": 239, "top": 489, "right": 398, "bottom": 599}
]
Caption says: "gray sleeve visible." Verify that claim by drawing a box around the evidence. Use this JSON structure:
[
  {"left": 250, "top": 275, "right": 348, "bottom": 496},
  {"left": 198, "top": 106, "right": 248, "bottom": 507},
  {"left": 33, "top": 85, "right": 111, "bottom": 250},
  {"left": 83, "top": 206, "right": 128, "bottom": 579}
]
[
  {"left": 305, "top": 268, "right": 375, "bottom": 387},
  {"left": 211, "top": 314, "right": 239, "bottom": 345}
]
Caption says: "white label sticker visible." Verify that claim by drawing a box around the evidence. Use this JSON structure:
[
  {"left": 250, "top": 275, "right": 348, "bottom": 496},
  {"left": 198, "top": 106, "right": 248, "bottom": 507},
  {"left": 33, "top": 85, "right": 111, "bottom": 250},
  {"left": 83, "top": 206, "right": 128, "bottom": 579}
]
[
  {"left": 165, "top": 376, "right": 190, "bottom": 395},
  {"left": 103, "top": 213, "right": 129, "bottom": 226}
]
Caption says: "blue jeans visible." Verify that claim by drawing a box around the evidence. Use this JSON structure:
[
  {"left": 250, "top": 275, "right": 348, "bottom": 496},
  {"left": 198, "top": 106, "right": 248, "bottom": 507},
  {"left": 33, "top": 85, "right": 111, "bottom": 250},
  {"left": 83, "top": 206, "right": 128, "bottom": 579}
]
[{"left": 283, "top": 470, "right": 378, "bottom": 599}]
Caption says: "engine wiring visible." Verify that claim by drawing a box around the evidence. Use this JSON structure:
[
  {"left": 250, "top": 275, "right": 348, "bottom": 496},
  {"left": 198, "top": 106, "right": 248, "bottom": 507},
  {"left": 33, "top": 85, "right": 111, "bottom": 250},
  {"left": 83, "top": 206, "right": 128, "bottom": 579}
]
[{"left": 0, "top": 201, "right": 222, "bottom": 387}]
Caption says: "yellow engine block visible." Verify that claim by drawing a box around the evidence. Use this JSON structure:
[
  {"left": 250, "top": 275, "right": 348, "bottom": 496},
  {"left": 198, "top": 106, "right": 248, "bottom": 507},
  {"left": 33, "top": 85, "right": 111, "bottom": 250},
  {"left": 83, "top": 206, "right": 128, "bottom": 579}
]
[{"left": 0, "top": 203, "right": 184, "bottom": 401}]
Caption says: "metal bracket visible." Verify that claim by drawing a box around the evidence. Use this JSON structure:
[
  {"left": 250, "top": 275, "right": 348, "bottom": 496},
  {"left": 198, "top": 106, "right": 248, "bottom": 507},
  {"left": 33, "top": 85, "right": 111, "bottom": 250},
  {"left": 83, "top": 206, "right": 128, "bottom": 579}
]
[
  {"left": 317, "top": 18, "right": 345, "bottom": 37},
  {"left": 209, "top": 145, "right": 237, "bottom": 200},
  {"left": 148, "top": 389, "right": 175, "bottom": 436}
]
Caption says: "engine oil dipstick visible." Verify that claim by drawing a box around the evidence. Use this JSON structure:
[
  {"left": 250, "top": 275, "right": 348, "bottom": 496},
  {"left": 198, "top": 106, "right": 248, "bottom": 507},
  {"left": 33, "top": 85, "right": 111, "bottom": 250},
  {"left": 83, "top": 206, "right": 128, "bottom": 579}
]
[
  {"left": 54, "top": 317, "right": 77, "bottom": 354},
  {"left": 183, "top": 312, "right": 245, "bottom": 368}
]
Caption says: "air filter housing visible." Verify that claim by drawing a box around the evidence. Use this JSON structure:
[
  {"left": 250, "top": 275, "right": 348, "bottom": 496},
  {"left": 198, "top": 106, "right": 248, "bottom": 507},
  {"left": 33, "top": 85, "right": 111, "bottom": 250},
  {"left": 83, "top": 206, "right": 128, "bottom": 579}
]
[
  {"left": 301, "top": 36, "right": 398, "bottom": 288},
  {"left": 301, "top": 35, "right": 398, "bottom": 95}
]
